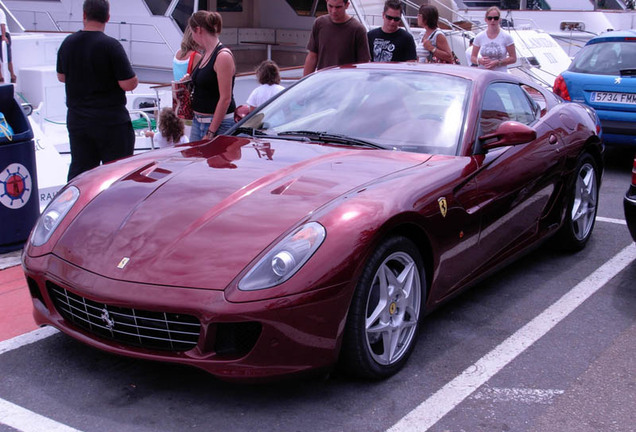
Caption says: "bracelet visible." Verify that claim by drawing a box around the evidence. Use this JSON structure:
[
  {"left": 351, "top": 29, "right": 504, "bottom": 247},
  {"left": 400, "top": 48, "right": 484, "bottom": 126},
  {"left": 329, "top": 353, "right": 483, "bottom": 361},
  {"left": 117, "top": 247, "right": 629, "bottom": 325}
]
[{"left": 206, "top": 129, "right": 216, "bottom": 136}]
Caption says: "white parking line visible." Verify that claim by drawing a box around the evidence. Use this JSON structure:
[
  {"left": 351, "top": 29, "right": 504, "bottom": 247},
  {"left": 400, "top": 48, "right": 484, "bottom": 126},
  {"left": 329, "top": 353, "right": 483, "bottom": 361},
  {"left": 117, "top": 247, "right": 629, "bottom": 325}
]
[
  {"left": 0, "top": 327, "right": 77, "bottom": 432},
  {"left": 0, "top": 327, "right": 58, "bottom": 356},
  {"left": 470, "top": 387, "right": 564, "bottom": 404},
  {"left": 0, "top": 398, "right": 83, "bottom": 432},
  {"left": 387, "top": 242, "right": 636, "bottom": 432},
  {"left": 596, "top": 216, "right": 627, "bottom": 225}
]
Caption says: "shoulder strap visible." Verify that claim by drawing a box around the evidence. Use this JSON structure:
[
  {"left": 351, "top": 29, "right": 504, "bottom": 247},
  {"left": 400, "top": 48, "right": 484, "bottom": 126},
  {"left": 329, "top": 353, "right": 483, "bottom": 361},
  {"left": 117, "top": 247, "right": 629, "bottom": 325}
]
[
  {"left": 187, "top": 51, "right": 196, "bottom": 74},
  {"left": 209, "top": 43, "right": 225, "bottom": 66},
  {"left": 428, "top": 29, "right": 441, "bottom": 43}
]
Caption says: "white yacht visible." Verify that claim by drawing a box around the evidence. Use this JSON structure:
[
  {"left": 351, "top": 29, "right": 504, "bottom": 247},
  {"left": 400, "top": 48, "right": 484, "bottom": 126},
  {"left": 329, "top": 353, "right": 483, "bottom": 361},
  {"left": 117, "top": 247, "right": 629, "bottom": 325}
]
[{"left": 454, "top": 0, "right": 636, "bottom": 56}]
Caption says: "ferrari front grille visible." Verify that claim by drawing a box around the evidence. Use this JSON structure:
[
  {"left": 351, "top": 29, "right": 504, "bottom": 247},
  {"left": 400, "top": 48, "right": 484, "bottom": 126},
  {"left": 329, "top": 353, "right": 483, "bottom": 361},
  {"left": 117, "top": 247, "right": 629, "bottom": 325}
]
[{"left": 47, "top": 283, "right": 201, "bottom": 352}]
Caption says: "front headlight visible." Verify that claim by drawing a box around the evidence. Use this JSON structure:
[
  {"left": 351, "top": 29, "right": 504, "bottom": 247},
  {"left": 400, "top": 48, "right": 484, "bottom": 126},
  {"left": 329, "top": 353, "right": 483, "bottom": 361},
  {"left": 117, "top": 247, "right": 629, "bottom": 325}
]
[
  {"left": 238, "top": 222, "right": 326, "bottom": 291},
  {"left": 31, "top": 186, "right": 80, "bottom": 246}
]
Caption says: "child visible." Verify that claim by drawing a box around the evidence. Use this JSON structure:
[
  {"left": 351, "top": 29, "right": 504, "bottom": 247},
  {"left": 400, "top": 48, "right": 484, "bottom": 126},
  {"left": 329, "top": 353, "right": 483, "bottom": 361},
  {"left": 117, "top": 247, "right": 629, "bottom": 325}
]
[
  {"left": 246, "top": 60, "right": 285, "bottom": 112},
  {"left": 145, "top": 107, "right": 189, "bottom": 148}
]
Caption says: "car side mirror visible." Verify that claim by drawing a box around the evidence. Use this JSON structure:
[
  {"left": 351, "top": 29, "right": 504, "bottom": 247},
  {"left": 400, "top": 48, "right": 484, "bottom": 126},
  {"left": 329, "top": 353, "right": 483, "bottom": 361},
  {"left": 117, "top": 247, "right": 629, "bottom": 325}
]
[{"left": 479, "top": 121, "right": 537, "bottom": 150}]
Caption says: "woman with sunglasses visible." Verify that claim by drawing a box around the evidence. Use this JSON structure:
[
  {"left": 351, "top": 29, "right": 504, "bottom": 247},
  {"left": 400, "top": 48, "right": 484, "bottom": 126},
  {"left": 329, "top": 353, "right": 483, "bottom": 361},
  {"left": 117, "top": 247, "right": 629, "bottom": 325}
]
[
  {"left": 416, "top": 5, "right": 453, "bottom": 64},
  {"left": 188, "top": 11, "right": 236, "bottom": 141},
  {"left": 471, "top": 6, "right": 516, "bottom": 72}
]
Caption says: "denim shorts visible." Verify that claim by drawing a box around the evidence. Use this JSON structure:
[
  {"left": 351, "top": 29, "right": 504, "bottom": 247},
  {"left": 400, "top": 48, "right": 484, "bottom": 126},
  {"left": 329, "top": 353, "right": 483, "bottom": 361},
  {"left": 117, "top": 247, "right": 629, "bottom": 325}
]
[{"left": 190, "top": 113, "right": 235, "bottom": 142}]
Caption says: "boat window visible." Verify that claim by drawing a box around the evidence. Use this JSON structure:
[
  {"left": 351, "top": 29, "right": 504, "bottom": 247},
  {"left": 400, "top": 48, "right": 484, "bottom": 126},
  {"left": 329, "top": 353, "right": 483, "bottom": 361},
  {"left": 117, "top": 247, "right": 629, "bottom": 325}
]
[
  {"left": 144, "top": 0, "right": 171, "bottom": 15},
  {"left": 172, "top": 0, "right": 196, "bottom": 32},
  {"left": 569, "top": 41, "right": 636, "bottom": 75},
  {"left": 560, "top": 22, "right": 585, "bottom": 32},
  {"left": 142, "top": 0, "right": 197, "bottom": 31},
  {"left": 283, "top": 0, "right": 327, "bottom": 16}
]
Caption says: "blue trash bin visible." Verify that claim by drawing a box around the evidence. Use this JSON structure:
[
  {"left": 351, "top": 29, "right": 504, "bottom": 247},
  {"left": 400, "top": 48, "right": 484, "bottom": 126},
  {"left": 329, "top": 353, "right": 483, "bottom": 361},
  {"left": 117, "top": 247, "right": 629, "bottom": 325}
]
[{"left": 0, "top": 84, "right": 38, "bottom": 253}]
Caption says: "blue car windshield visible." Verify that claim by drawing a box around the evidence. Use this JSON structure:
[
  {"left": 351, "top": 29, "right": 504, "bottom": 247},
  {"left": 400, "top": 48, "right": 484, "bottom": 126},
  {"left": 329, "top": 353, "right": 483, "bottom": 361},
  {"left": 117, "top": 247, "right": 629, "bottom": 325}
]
[
  {"left": 569, "top": 41, "right": 636, "bottom": 75},
  {"left": 240, "top": 68, "right": 471, "bottom": 156}
]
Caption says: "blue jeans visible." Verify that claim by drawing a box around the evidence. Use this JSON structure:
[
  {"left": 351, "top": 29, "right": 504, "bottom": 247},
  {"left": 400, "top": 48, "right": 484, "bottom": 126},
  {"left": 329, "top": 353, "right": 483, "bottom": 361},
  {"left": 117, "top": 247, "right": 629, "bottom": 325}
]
[{"left": 190, "top": 114, "right": 235, "bottom": 142}]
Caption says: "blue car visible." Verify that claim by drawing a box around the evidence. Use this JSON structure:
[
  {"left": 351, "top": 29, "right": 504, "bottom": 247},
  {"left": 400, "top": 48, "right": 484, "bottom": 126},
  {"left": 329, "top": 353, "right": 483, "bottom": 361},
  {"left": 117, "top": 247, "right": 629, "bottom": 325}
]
[{"left": 554, "top": 30, "right": 636, "bottom": 146}]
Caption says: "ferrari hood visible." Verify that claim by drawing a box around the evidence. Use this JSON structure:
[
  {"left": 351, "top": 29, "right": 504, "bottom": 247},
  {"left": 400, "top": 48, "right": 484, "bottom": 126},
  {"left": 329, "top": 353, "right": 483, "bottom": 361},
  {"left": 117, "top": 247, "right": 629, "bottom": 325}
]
[{"left": 54, "top": 136, "right": 429, "bottom": 290}]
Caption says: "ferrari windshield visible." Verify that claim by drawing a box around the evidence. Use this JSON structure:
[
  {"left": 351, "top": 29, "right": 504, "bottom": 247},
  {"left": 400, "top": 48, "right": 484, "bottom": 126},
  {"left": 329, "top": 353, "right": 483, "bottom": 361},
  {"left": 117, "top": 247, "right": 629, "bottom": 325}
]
[{"left": 238, "top": 68, "right": 470, "bottom": 155}]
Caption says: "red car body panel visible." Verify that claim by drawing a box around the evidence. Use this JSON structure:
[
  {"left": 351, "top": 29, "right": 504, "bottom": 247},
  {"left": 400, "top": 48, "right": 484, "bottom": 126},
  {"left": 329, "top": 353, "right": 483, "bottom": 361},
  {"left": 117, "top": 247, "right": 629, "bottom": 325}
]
[{"left": 22, "top": 64, "right": 603, "bottom": 380}]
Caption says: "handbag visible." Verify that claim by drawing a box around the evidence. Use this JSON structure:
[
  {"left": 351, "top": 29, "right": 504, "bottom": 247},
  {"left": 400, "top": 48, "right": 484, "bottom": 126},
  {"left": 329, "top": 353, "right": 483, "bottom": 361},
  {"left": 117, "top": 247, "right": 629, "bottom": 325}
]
[
  {"left": 432, "top": 50, "right": 461, "bottom": 65},
  {"left": 171, "top": 51, "right": 198, "bottom": 120},
  {"left": 427, "top": 30, "right": 461, "bottom": 65},
  {"left": 172, "top": 79, "right": 194, "bottom": 120}
]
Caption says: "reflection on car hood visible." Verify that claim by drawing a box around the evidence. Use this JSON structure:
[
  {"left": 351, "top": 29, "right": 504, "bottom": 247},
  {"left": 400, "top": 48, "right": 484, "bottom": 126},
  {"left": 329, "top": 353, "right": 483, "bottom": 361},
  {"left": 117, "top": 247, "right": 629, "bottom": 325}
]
[{"left": 54, "top": 136, "right": 430, "bottom": 290}]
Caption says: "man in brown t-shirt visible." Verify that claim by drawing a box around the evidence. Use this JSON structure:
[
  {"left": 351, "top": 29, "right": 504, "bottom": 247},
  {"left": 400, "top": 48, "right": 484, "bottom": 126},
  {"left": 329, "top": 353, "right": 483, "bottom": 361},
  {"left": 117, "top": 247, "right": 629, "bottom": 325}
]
[{"left": 302, "top": 0, "right": 371, "bottom": 76}]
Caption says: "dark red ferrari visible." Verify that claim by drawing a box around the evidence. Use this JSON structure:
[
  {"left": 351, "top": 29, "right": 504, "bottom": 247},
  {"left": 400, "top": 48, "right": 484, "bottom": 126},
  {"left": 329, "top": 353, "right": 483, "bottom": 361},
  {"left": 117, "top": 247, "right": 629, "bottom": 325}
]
[{"left": 23, "top": 64, "right": 603, "bottom": 381}]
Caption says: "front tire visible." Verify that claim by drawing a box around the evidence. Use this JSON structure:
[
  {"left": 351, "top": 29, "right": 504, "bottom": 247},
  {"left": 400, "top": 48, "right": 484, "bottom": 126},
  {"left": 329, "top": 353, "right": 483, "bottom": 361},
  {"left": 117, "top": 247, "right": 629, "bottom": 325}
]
[
  {"left": 556, "top": 153, "right": 599, "bottom": 251},
  {"left": 340, "top": 236, "right": 425, "bottom": 379}
]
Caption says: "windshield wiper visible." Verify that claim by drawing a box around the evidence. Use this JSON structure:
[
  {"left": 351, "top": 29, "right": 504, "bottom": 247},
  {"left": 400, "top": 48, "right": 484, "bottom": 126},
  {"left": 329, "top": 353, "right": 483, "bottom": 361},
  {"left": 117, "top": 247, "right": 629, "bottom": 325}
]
[
  {"left": 278, "top": 131, "right": 387, "bottom": 149},
  {"left": 234, "top": 127, "right": 312, "bottom": 142},
  {"left": 233, "top": 126, "right": 270, "bottom": 137}
]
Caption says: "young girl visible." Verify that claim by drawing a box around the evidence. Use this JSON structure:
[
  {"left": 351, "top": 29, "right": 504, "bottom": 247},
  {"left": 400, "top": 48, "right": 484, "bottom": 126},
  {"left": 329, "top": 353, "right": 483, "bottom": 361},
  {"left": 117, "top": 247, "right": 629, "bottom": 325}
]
[
  {"left": 246, "top": 60, "right": 285, "bottom": 112},
  {"left": 145, "top": 107, "right": 189, "bottom": 148}
]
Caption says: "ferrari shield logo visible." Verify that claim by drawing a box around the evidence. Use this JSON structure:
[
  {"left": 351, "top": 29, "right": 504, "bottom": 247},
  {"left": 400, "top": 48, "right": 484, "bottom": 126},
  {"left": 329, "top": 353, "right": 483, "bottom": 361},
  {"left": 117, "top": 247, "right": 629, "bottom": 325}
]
[
  {"left": 438, "top": 197, "right": 448, "bottom": 218},
  {"left": 117, "top": 257, "right": 130, "bottom": 269}
]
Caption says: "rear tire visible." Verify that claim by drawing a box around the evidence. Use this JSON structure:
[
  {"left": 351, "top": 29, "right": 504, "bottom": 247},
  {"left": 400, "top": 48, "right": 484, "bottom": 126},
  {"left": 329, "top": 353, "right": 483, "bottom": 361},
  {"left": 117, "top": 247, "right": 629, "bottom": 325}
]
[
  {"left": 339, "top": 236, "right": 425, "bottom": 379},
  {"left": 555, "top": 153, "right": 599, "bottom": 251}
]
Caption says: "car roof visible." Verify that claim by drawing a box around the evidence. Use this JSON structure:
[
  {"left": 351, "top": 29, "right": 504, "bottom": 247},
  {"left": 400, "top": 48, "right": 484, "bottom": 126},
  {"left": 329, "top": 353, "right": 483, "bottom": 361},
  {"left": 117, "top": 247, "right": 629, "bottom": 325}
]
[
  {"left": 331, "top": 62, "right": 532, "bottom": 88},
  {"left": 587, "top": 30, "right": 636, "bottom": 44}
]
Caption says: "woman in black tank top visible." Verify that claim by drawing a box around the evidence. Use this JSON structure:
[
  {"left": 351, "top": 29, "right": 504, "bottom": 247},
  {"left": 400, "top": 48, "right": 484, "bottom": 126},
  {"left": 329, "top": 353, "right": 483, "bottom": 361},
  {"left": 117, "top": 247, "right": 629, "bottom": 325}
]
[{"left": 188, "top": 11, "right": 237, "bottom": 142}]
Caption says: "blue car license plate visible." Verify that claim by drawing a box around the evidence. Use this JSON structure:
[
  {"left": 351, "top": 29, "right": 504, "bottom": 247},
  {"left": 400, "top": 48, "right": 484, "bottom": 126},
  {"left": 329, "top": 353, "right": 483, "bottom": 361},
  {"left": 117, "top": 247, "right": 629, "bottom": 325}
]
[{"left": 591, "top": 91, "right": 636, "bottom": 105}]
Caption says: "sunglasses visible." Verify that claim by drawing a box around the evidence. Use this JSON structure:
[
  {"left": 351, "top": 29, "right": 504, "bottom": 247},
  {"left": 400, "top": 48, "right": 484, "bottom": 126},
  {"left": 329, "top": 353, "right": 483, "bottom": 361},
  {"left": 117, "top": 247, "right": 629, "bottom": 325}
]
[
  {"left": 385, "top": 14, "right": 401, "bottom": 22},
  {"left": 486, "top": 15, "right": 500, "bottom": 21}
]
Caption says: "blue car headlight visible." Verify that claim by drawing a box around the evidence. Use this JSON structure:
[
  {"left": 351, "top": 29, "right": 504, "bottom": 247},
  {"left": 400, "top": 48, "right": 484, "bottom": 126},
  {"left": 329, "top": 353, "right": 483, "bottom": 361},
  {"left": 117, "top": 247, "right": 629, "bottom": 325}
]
[
  {"left": 31, "top": 186, "right": 80, "bottom": 247},
  {"left": 239, "top": 222, "right": 326, "bottom": 291}
]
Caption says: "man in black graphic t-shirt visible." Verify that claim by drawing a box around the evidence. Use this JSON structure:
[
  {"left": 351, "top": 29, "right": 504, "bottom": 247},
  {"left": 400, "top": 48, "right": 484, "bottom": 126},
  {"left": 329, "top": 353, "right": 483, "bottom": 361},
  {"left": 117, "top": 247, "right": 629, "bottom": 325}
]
[{"left": 367, "top": 0, "right": 417, "bottom": 62}]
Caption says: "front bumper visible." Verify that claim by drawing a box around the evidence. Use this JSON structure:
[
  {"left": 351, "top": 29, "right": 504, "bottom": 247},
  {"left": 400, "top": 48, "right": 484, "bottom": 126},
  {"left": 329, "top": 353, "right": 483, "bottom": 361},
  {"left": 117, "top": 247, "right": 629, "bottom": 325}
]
[{"left": 23, "top": 254, "right": 352, "bottom": 381}]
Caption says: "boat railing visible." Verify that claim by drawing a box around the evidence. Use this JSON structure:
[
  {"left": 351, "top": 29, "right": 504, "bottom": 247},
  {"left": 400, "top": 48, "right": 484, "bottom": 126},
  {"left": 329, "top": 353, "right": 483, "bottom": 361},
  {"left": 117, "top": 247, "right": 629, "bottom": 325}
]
[
  {"left": 401, "top": 0, "right": 483, "bottom": 30},
  {"left": 9, "top": 9, "right": 62, "bottom": 32},
  {"left": 55, "top": 19, "right": 176, "bottom": 63},
  {"left": 129, "top": 109, "right": 155, "bottom": 150},
  {"left": 10, "top": 12, "right": 175, "bottom": 68}
]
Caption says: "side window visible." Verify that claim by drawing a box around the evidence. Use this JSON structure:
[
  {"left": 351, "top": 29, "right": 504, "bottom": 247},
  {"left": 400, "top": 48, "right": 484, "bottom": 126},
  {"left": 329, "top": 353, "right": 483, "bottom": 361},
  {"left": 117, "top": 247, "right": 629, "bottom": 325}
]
[
  {"left": 480, "top": 83, "right": 537, "bottom": 135},
  {"left": 521, "top": 84, "right": 546, "bottom": 117}
]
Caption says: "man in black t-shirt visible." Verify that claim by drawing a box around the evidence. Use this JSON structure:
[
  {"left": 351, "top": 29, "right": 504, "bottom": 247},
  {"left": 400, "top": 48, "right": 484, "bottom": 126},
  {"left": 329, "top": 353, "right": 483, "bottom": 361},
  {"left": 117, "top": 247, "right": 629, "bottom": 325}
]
[
  {"left": 57, "top": 0, "right": 138, "bottom": 181},
  {"left": 367, "top": 0, "right": 417, "bottom": 62}
]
